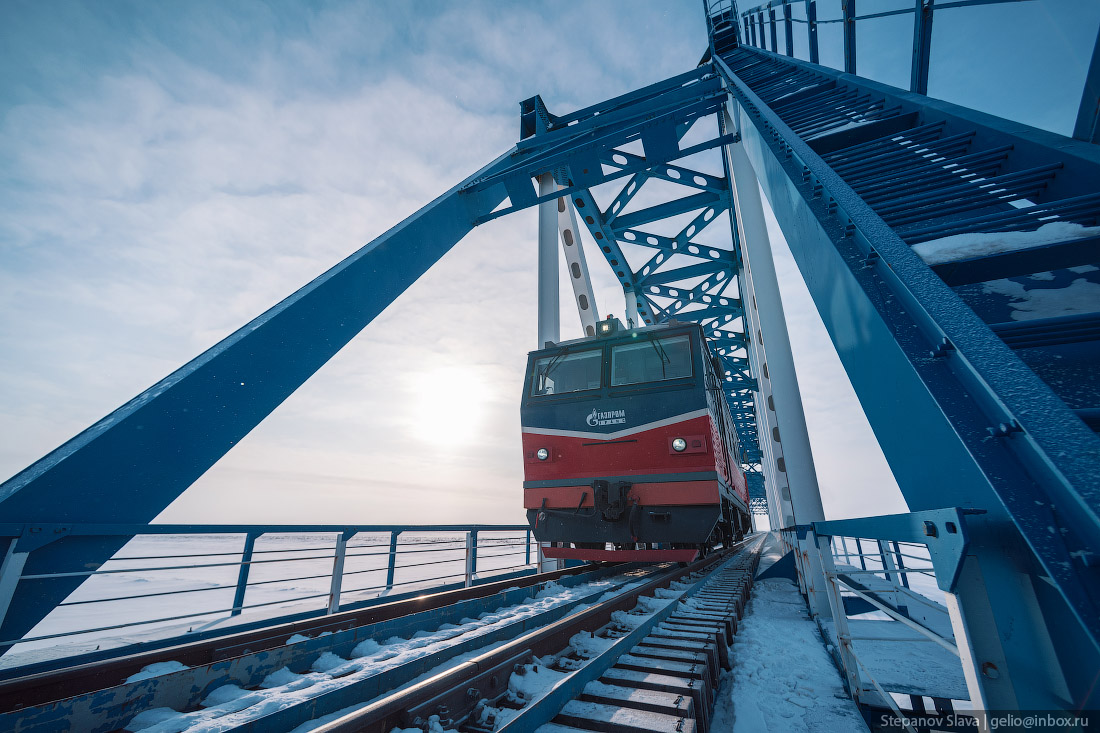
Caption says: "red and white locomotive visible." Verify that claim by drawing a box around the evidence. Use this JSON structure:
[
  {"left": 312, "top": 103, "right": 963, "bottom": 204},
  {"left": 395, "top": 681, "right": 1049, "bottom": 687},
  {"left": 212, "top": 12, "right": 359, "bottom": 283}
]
[{"left": 521, "top": 317, "right": 751, "bottom": 562}]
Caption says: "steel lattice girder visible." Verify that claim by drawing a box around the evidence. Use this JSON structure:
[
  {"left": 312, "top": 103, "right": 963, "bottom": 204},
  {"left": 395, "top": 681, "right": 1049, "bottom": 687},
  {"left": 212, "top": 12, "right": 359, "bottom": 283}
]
[
  {"left": 0, "top": 67, "right": 764, "bottom": 645},
  {"left": 564, "top": 141, "right": 763, "bottom": 470},
  {"left": 712, "top": 38, "right": 1100, "bottom": 701}
]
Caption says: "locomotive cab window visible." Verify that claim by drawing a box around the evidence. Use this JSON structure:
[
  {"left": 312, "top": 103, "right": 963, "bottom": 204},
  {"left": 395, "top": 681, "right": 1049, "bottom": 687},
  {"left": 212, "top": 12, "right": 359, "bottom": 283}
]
[
  {"left": 531, "top": 349, "right": 602, "bottom": 396},
  {"left": 611, "top": 334, "right": 693, "bottom": 386}
]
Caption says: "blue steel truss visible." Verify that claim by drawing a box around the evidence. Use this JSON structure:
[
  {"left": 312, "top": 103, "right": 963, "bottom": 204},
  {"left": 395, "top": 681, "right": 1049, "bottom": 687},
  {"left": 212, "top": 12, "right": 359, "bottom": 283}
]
[
  {"left": 2, "top": 3, "right": 1098, "bottom": 710},
  {"left": 706, "top": 0, "right": 1100, "bottom": 709},
  {"left": 0, "top": 65, "right": 766, "bottom": 645}
]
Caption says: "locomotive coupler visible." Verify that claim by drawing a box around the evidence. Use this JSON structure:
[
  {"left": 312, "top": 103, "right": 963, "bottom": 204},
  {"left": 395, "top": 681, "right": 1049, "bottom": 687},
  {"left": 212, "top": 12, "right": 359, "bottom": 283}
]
[{"left": 592, "top": 479, "right": 634, "bottom": 521}]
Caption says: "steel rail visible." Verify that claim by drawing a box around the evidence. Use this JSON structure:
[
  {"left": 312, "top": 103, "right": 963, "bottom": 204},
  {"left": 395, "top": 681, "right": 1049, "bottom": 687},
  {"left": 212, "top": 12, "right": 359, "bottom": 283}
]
[
  {"left": 0, "top": 561, "right": 603, "bottom": 711},
  {"left": 311, "top": 540, "right": 756, "bottom": 733}
]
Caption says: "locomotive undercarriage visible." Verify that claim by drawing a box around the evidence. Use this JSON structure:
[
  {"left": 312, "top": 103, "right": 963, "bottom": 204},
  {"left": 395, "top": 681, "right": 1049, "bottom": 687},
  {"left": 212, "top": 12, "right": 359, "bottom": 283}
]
[{"left": 528, "top": 479, "right": 749, "bottom": 554}]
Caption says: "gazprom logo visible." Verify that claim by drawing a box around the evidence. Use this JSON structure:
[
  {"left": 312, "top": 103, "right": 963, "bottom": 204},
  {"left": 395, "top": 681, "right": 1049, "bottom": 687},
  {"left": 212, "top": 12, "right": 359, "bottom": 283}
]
[{"left": 587, "top": 408, "right": 626, "bottom": 427}]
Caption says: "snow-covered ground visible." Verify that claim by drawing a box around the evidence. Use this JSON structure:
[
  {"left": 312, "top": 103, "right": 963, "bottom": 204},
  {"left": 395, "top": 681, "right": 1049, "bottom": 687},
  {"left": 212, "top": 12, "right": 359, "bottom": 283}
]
[
  {"left": 2, "top": 531, "right": 536, "bottom": 668},
  {"left": 712, "top": 534, "right": 868, "bottom": 732}
]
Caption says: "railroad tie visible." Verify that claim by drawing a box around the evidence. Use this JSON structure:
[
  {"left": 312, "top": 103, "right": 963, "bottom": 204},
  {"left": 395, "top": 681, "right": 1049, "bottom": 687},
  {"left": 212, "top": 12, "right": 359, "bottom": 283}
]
[{"left": 542, "top": 538, "right": 765, "bottom": 733}]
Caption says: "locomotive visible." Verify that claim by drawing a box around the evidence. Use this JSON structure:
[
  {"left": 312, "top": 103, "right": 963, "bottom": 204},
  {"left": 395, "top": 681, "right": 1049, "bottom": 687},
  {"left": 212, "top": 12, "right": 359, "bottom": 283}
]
[{"left": 521, "top": 316, "right": 752, "bottom": 562}]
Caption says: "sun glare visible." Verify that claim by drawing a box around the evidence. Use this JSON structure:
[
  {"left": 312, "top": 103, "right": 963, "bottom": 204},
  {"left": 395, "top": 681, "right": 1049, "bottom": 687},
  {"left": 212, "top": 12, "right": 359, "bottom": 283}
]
[{"left": 409, "top": 366, "right": 493, "bottom": 449}]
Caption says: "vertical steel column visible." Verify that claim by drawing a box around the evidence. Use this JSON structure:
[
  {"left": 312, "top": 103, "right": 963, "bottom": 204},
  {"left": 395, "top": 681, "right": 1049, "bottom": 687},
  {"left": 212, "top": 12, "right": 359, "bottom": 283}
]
[
  {"left": 525, "top": 529, "right": 532, "bottom": 566},
  {"left": 725, "top": 106, "right": 830, "bottom": 617},
  {"left": 745, "top": 16, "right": 754, "bottom": 47},
  {"left": 769, "top": 8, "right": 778, "bottom": 53},
  {"left": 231, "top": 532, "right": 258, "bottom": 616},
  {"left": 910, "top": 0, "right": 934, "bottom": 95},
  {"left": 783, "top": 3, "right": 794, "bottom": 56},
  {"left": 327, "top": 532, "right": 349, "bottom": 614},
  {"left": 740, "top": 256, "right": 792, "bottom": 529},
  {"left": 757, "top": 12, "right": 766, "bottom": 50},
  {"left": 842, "top": 0, "right": 857, "bottom": 74},
  {"left": 805, "top": 0, "right": 820, "bottom": 64},
  {"left": 538, "top": 174, "right": 560, "bottom": 348}
]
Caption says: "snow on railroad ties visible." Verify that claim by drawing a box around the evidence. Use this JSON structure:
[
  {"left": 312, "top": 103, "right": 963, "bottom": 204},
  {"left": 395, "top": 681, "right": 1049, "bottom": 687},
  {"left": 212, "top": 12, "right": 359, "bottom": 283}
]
[
  {"left": 712, "top": 577, "right": 867, "bottom": 732},
  {"left": 121, "top": 572, "right": 640, "bottom": 732}
]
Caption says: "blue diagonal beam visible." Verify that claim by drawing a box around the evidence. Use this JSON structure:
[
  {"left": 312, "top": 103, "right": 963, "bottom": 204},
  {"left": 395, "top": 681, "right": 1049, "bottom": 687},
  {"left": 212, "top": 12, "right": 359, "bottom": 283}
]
[
  {"left": 610, "top": 191, "right": 721, "bottom": 231},
  {"left": 0, "top": 150, "right": 515, "bottom": 644},
  {"left": 640, "top": 260, "right": 733, "bottom": 286}
]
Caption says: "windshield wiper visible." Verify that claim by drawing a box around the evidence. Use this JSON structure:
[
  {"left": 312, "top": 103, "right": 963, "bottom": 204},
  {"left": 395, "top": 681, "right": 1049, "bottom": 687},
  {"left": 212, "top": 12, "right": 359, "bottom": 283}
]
[
  {"left": 649, "top": 338, "right": 671, "bottom": 379},
  {"left": 537, "top": 349, "right": 570, "bottom": 393}
]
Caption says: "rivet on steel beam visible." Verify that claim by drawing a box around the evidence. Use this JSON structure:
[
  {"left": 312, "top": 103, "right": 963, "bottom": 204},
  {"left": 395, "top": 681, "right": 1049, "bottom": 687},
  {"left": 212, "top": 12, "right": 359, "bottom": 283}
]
[
  {"left": 987, "top": 420, "right": 1024, "bottom": 438},
  {"left": 929, "top": 337, "right": 955, "bottom": 359}
]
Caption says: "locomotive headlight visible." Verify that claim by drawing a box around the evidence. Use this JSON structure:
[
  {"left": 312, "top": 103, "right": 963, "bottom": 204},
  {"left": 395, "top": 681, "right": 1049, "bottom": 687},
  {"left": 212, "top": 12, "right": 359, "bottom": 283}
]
[
  {"left": 672, "top": 438, "right": 687, "bottom": 452},
  {"left": 536, "top": 448, "right": 550, "bottom": 461}
]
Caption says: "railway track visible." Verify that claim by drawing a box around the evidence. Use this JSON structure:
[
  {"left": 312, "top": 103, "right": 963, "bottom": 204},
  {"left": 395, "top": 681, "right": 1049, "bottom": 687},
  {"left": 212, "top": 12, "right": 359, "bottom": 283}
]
[
  {"left": 313, "top": 535, "right": 765, "bottom": 733},
  {"left": 1, "top": 537, "right": 764, "bottom": 731}
]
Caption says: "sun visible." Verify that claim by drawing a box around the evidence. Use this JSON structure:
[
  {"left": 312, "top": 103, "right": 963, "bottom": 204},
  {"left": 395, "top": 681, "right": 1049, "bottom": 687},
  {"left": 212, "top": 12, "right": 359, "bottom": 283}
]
[{"left": 408, "top": 365, "right": 493, "bottom": 449}]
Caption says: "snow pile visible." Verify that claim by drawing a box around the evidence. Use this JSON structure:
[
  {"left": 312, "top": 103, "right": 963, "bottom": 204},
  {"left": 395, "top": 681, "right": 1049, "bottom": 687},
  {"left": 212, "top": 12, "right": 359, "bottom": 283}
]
[
  {"left": 912, "top": 221, "right": 1100, "bottom": 266},
  {"left": 125, "top": 660, "right": 188, "bottom": 682},
  {"left": 713, "top": 578, "right": 867, "bottom": 732}
]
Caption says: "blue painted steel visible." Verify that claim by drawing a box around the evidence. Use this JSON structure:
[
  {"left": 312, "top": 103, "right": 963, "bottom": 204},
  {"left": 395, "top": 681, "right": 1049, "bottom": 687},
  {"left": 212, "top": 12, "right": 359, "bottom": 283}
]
[
  {"left": 0, "top": 523, "right": 534, "bottom": 675},
  {"left": 709, "top": 34, "right": 1100, "bottom": 707},
  {"left": 806, "top": 0, "right": 819, "bottom": 63},
  {"left": 0, "top": 146, "right": 512, "bottom": 645},
  {"left": 911, "top": 0, "right": 934, "bottom": 95},
  {"left": 1075, "top": 25, "right": 1100, "bottom": 143},
  {"left": 813, "top": 508, "right": 971, "bottom": 592},
  {"left": 843, "top": 0, "right": 856, "bottom": 74},
  {"left": 783, "top": 2, "right": 793, "bottom": 57}
]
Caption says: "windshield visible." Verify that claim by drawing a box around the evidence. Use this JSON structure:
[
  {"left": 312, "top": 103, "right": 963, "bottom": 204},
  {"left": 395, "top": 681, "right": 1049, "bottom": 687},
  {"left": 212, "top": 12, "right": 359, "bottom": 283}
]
[
  {"left": 611, "top": 334, "right": 693, "bottom": 386},
  {"left": 530, "top": 349, "right": 603, "bottom": 396}
]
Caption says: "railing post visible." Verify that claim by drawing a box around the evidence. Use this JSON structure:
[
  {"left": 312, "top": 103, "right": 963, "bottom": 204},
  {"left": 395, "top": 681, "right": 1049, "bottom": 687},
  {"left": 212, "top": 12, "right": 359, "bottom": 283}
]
[
  {"left": 805, "top": 0, "right": 819, "bottom": 64},
  {"left": 231, "top": 532, "right": 259, "bottom": 617},
  {"left": 385, "top": 531, "right": 399, "bottom": 591},
  {"left": 842, "top": 0, "right": 856, "bottom": 74},
  {"left": 815, "top": 532, "right": 866, "bottom": 703},
  {"left": 768, "top": 8, "right": 778, "bottom": 53},
  {"left": 0, "top": 540, "right": 29, "bottom": 632},
  {"left": 892, "top": 540, "right": 910, "bottom": 589},
  {"left": 525, "top": 529, "right": 532, "bottom": 566},
  {"left": 783, "top": 2, "right": 793, "bottom": 56},
  {"left": 854, "top": 537, "right": 867, "bottom": 571},
  {"left": 327, "top": 531, "right": 351, "bottom": 614},
  {"left": 465, "top": 531, "right": 478, "bottom": 588}
]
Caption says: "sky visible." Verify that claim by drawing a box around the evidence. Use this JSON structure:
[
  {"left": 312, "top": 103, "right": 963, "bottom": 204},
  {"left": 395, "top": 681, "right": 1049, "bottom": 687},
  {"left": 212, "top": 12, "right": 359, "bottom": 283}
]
[{"left": 1, "top": 0, "right": 1097, "bottom": 526}]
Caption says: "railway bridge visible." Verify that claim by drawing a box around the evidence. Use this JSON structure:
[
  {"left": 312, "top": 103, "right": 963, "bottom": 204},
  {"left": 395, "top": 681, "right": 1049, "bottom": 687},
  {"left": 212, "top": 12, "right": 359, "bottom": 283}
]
[{"left": 1, "top": 1, "right": 1098, "bottom": 730}]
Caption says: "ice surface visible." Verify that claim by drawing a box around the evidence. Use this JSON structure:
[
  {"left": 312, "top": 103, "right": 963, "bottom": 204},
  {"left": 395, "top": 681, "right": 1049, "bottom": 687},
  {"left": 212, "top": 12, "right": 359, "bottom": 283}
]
[
  {"left": 912, "top": 221, "right": 1100, "bottom": 266},
  {"left": 3, "top": 532, "right": 536, "bottom": 669}
]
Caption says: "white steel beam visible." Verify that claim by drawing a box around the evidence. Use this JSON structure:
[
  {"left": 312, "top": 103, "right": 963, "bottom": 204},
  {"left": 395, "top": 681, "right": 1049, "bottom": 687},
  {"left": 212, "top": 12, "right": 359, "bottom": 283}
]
[
  {"left": 724, "top": 105, "right": 831, "bottom": 618},
  {"left": 538, "top": 173, "right": 560, "bottom": 348}
]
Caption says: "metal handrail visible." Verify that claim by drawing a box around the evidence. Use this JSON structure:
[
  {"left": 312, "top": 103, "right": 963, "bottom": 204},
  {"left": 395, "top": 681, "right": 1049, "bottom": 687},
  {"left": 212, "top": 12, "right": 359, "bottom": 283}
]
[{"left": 0, "top": 523, "right": 542, "bottom": 654}]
